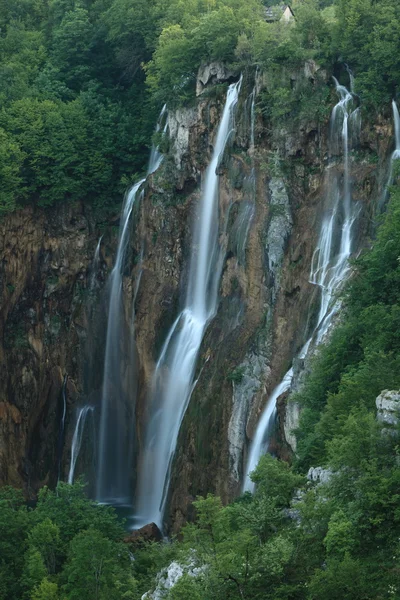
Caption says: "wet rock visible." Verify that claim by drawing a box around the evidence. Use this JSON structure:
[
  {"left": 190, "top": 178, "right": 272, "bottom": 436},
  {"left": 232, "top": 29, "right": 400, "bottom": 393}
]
[
  {"left": 283, "top": 398, "right": 300, "bottom": 453},
  {"left": 228, "top": 354, "right": 270, "bottom": 483},
  {"left": 266, "top": 177, "right": 292, "bottom": 300},
  {"left": 124, "top": 523, "right": 163, "bottom": 546}
]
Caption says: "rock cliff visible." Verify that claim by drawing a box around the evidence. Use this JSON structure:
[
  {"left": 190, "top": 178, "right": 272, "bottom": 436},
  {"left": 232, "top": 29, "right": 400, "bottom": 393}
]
[{"left": 0, "top": 65, "right": 394, "bottom": 528}]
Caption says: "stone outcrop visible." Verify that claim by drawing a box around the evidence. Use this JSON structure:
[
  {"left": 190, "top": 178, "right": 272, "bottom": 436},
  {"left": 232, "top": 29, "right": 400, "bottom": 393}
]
[
  {"left": 376, "top": 390, "right": 400, "bottom": 427},
  {"left": 196, "top": 62, "right": 236, "bottom": 96},
  {"left": 124, "top": 522, "right": 162, "bottom": 546},
  {"left": 307, "top": 467, "right": 332, "bottom": 485}
]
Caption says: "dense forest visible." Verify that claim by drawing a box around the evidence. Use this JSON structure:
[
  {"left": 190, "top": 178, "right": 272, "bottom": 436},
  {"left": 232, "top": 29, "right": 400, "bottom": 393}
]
[
  {"left": 2, "top": 0, "right": 400, "bottom": 598},
  {"left": 1, "top": 0, "right": 399, "bottom": 215}
]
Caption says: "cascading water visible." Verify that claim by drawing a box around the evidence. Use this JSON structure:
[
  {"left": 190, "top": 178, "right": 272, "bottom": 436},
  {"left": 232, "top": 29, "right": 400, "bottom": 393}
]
[
  {"left": 392, "top": 100, "right": 400, "bottom": 153},
  {"left": 311, "top": 77, "right": 360, "bottom": 342},
  {"left": 134, "top": 79, "right": 242, "bottom": 528},
  {"left": 96, "top": 179, "right": 144, "bottom": 504},
  {"left": 243, "top": 369, "right": 293, "bottom": 493},
  {"left": 148, "top": 104, "right": 167, "bottom": 175},
  {"left": 243, "top": 77, "right": 360, "bottom": 491},
  {"left": 96, "top": 105, "right": 168, "bottom": 504},
  {"left": 382, "top": 100, "right": 400, "bottom": 207},
  {"left": 88, "top": 236, "right": 102, "bottom": 291},
  {"left": 68, "top": 405, "right": 94, "bottom": 484}
]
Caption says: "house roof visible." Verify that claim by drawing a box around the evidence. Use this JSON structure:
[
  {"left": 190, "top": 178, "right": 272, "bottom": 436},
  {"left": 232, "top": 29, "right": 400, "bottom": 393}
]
[{"left": 264, "top": 4, "right": 295, "bottom": 22}]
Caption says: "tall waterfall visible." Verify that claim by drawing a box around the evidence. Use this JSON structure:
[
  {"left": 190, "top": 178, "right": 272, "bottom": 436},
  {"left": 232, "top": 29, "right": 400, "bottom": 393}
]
[
  {"left": 96, "top": 106, "right": 167, "bottom": 504},
  {"left": 96, "top": 180, "right": 145, "bottom": 504},
  {"left": 243, "top": 78, "right": 360, "bottom": 492},
  {"left": 134, "top": 79, "right": 242, "bottom": 528}
]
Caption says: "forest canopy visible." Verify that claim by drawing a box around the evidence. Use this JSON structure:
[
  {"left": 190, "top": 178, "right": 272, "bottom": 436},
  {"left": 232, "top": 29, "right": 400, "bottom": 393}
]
[{"left": 0, "top": 0, "right": 400, "bottom": 215}]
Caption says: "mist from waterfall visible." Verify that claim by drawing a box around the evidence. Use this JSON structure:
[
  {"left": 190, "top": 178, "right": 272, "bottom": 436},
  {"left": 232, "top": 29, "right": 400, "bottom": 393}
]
[
  {"left": 134, "top": 79, "right": 242, "bottom": 529},
  {"left": 243, "top": 77, "right": 361, "bottom": 492}
]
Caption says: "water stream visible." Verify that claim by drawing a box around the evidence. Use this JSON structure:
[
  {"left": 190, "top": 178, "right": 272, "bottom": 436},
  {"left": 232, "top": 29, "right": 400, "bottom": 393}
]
[
  {"left": 68, "top": 405, "right": 95, "bottom": 484},
  {"left": 382, "top": 100, "right": 400, "bottom": 207},
  {"left": 57, "top": 374, "right": 68, "bottom": 482},
  {"left": 134, "top": 79, "right": 242, "bottom": 528},
  {"left": 243, "top": 78, "right": 361, "bottom": 491},
  {"left": 95, "top": 106, "right": 167, "bottom": 504}
]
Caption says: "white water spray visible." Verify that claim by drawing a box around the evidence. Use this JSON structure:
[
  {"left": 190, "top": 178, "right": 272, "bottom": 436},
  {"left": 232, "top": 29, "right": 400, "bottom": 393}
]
[{"left": 134, "top": 80, "right": 242, "bottom": 528}]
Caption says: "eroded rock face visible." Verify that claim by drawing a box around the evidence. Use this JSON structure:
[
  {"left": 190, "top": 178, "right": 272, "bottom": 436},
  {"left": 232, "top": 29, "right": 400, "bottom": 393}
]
[
  {"left": 376, "top": 390, "right": 400, "bottom": 426},
  {"left": 0, "top": 202, "right": 111, "bottom": 494},
  {"left": 167, "top": 107, "right": 199, "bottom": 171},
  {"left": 196, "top": 62, "right": 236, "bottom": 95}
]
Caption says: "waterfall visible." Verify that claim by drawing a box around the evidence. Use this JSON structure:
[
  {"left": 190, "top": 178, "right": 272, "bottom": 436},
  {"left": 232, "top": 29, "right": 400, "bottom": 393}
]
[
  {"left": 311, "top": 77, "right": 360, "bottom": 343},
  {"left": 57, "top": 374, "right": 68, "bottom": 482},
  {"left": 393, "top": 100, "right": 400, "bottom": 152},
  {"left": 88, "top": 236, "right": 102, "bottom": 291},
  {"left": 243, "top": 78, "right": 360, "bottom": 491},
  {"left": 134, "top": 79, "right": 242, "bottom": 528},
  {"left": 96, "top": 105, "right": 167, "bottom": 505},
  {"left": 68, "top": 405, "right": 94, "bottom": 484},
  {"left": 242, "top": 369, "right": 293, "bottom": 493},
  {"left": 96, "top": 180, "right": 144, "bottom": 504},
  {"left": 148, "top": 104, "right": 167, "bottom": 175},
  {"left": 382, "top": 100, "right": 400, "bottom": 207}
]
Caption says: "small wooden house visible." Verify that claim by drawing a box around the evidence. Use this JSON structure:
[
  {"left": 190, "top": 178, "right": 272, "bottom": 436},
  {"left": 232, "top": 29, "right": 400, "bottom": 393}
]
[{"left": 264, "top": 4, "right": 295, "bottom": 23}]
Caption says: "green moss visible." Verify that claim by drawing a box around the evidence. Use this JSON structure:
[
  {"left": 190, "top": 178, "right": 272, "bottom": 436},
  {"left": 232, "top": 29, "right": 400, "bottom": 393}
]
[{"left": 227, "top": 366, "right": 246, "bottom": 384}]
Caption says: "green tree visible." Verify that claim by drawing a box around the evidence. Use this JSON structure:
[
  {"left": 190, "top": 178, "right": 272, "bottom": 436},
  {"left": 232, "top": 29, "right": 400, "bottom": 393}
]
[
  {"left": 31, "top": 578, "right": 60, "bottom": 600},
  {"left": 62, "top": 529, "right": 131, "bottom": 600}
]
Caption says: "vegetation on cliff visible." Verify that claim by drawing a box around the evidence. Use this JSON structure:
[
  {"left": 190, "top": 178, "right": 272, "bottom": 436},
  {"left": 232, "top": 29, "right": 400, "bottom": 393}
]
[{"left": 1, "top": 0, "right": 399, "bottom": 215}]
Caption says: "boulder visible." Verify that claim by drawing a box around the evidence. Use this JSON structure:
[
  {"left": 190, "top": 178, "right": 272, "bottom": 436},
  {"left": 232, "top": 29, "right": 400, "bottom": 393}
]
[
  {"left": 376, "top": 390, "right": 400, "bottom": 426},
  {"left": 196, "top": 62, "right": 236, "bottom": 95},
  {"left": 124, "top": 522, "right": 162, "bottom": 546},
  {"left": 307, "top": 466, "right": 332, "bottom": 485}
]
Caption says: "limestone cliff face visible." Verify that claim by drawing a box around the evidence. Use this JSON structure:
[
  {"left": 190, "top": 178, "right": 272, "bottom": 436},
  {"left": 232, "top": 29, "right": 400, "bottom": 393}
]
[
  {"left": 131, "top": 66, "right": 392, "bottom": 530},
  {"left": 0, "top": 64, "right": 394, "bottom": 526},
  {"left": 0, "top": 202, "right": 113, "bottom": 494}
]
